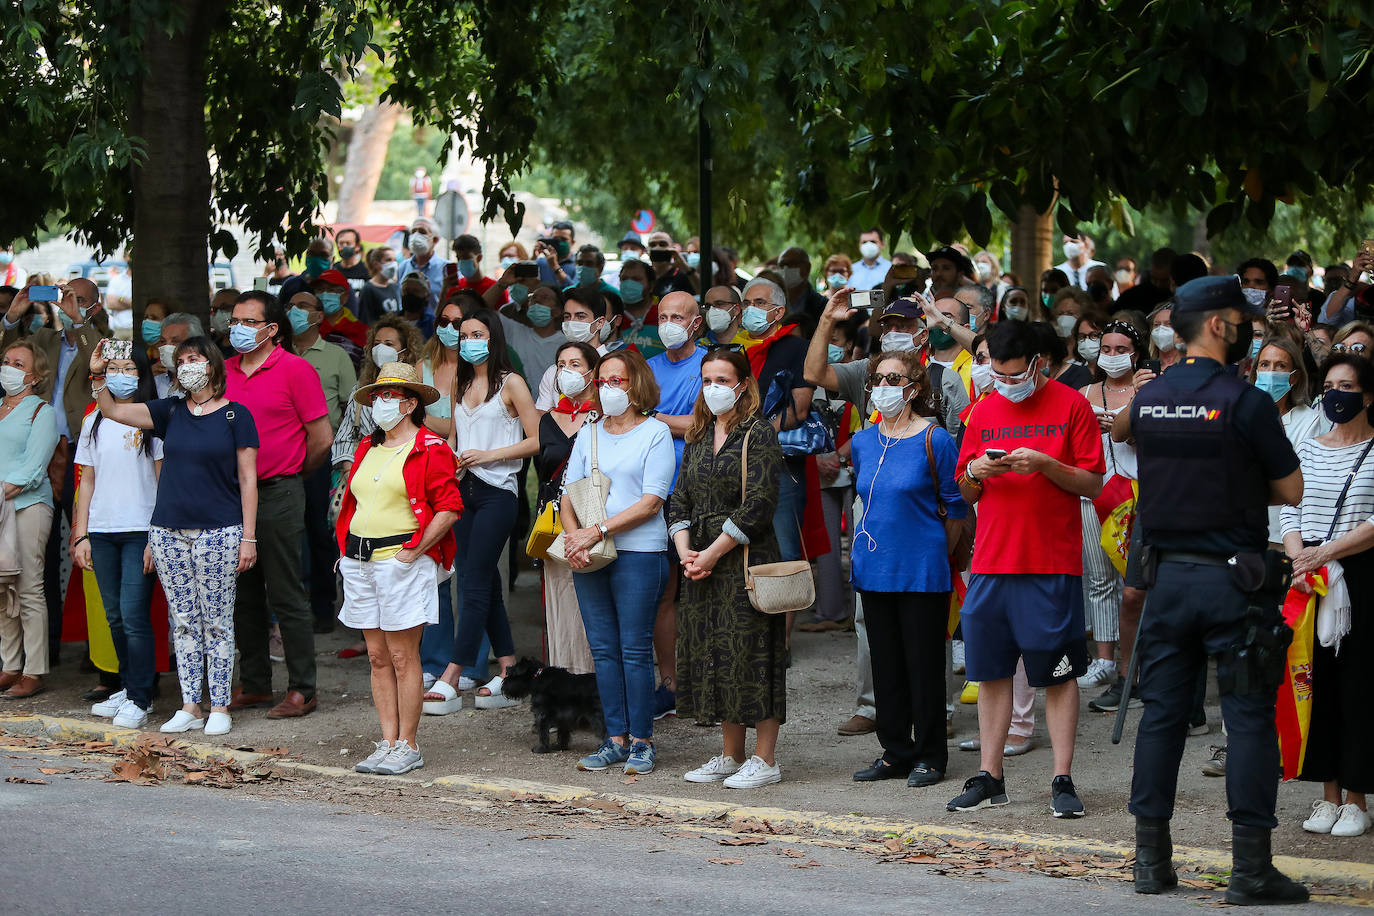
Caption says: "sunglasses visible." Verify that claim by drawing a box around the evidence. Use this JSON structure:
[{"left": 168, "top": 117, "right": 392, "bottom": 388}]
[
  {"left": 1333, "top": 343, "right": 1369, "bottom": 354},
  {"left": 867, "top": 372, "right": 911, "bottom": 387}
]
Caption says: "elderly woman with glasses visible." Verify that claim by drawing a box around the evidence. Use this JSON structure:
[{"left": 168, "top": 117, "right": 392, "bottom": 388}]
[{"left": 1332, "top": 321, "right": 1374, "bottom": 358}]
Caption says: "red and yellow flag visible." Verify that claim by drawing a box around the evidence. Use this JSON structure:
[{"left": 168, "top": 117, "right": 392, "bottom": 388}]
[
  {"left": 1096, "top": 478, "right": 1138, "bottom": 577},
  {"left": 1276, "top": 571, "right": 1324, "bottom": 781}
]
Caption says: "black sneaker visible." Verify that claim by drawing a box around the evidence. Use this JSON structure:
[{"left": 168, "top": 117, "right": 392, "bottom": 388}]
[
  {"left": 1052, "top": 775, "right": 1085, "bottom": 818},
  {"left": 947, "top": 771, "right": 1009, "bottom": 811},
  {"left": 1088, "top": 677, "right": 1142, "bottom": 712}
]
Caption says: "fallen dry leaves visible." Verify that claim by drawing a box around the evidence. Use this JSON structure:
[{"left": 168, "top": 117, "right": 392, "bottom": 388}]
[
  {"left": 5, "top": 775, "right": 46, "bottom": 785},
  {"left": 97, "top": 734, "right": 290, "bottom": 789},
  {"left": 705, "top": 858, "right": 743, "bottom": 866}
]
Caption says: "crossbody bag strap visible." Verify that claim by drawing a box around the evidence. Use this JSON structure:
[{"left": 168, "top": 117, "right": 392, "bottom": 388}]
[
  {"left": 923, "top": 425, "right": 948, "bottom": 520},
  {"left": 1325, "top": 436, "right": 1374, "bottom": 542},
  {"left": 740, "top": 425, "right": 752, "bottom": 576}
]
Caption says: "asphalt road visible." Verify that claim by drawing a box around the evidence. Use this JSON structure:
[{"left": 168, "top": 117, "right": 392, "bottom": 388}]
[{"left": 2, "top": 750, "right": 1355, "bottom": 916}]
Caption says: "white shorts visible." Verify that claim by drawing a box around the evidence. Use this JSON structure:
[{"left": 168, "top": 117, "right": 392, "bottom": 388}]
[{"left": 338, "top": 554, "right": 439, "bottom": 631}]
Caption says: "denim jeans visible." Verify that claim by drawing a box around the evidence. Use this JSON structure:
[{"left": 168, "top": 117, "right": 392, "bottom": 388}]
[
  {"left": 773, "top": 458, "right": 807, "bottom": 561},
  {"left": 573, "top": 550, "right": 668, "bottom": 741},
  {"left": 421, "top": 569, "right": 489, "bottom": 680},
  {"left": 89, "top": 531, "right": 156, "bottom": 709},
  {"left": 451, "top": 477, "right": 517, "bottom": 669}
]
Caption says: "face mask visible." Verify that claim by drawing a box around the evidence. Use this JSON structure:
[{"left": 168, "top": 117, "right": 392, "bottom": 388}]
[
  {"left": 381, "top": 262, "right": 398, "bottom": 282},
  {"left": 1097, "top": 352, "right": 1134, "bottom": 378},
  {"left": 826, "top": 273, "right": 847, "bottom": 290},
  {"left": 742, "top": 305, "right": 773, "bottom": 335},
  {"left": 338, "top": 245, "right": 356, "bottom": 260},
  {"left": 707, "top": 307, "right": 734, "bottom": 333},
  {"left": 929, "top": 327, "right": 955, "bottom": 350},
  {"left": 402, "top": 294, "right": 427, "bottom": 313},
  {"left": 1115, "top": 269, "right": 1133, "bottom": 286},
  {"left": 106, "top": 373, "right": 139, "bottom": 399},
  {"left": 598, "top": 318, "right": 616, "bottom": 343},
  {"left": 0, "top": 364, "right": 30, "bottom": 395},
  {"left": 371, "top": 396, "right": 406, "bottom": 431},
  {"left": 562, "top": 320, "right": 594, "bottom": 343},
  {"left": 1249, "top": 338, "right": 1264, "bottom": 360},
  {"left": 1078, "top": 338, "right": 1101, "bottom": 362},
  {"left": 859, "top": 241, "right": 880, "bottom": 261},
  {"left": 1063, "top": 241, "right": 1083, "bottom": 260},
  {"left": 686, "top": 252, "right": 701, "bottom": 270},
  {"left": 287, "top": 306, "right": 312, "bottom": 335},
  {"left": 319, "top": 292, "right": 343, "bottom": 316},
  {"left": 552, "top": 238, "right": 572, "bottom": 259},
  {"left": 619, "top": 279, "right": 645, "bottom": 304},
  {"left": 970, "top": 362, "right": 994, "bottom": 393},
  {"left": 158, "top": 344, "right": 176, "bottom": 371},
  {"left": 658, "top": 320, "right": 693, "bottom": 350},
  {"left": 1004, "top": 303, "right": 1028, "bottom": 321},
  {"left": 870, "top": 384, "right": 909, "bottom": 419},
  {"left": 558, "top": 368, "right": 590, "bottom": 397},
  {"left": 1087, "top": 282, "right": 1110, "bottom": 301},
  {"left": 1151, "top": 324, "right": 1177, "bottom": 352},
  {"left": 460, "top": 339, "right": 489, "bottom": 364},
  {"left": 1241, "top": 287, "right": 1267, "bottom": 309},
  {"left": 1323, "top": 388, "right": 1367, "bottom": 425},
  {"left": 976, "top": 261, "right": 993, "bottom": 280},
  {"left": 621, "top": 250, "right": 641, "bottom": 262},
  {"left": 1219, "top": 320, "right": 1250, "bottom": 364},
  {"left": 1041, "top": 292, "right": 1053, "bottom": 308},
  {"left": 1054, "top": 314, "right": 1077, "bottom": 338},
  {"left": 1287, "top": 267, "right": 1309, "bottom": 284},
  {"left": 527, "top": 304, "right": 553, "bottom": 327},
  {"left": 500, "top": 257, "right": 518, "bottom": 270},
  {"left": 598, "top": 384, "right": 631, "bottom": 417},
  {"left": 781, "top": 266, "right": 803, "bottom": 289},
  {"left": 28, "top": 313, "right": 44, "bottom": 333},
  {"left": 141, "top": 319, "right": 163, "bottom": 345},
  {"left": 0, "top": 253, "right": 12, "bottom": 266},
  {"left": 879, "top": 330, "right": 915, "bottom": 353},
  {"left": 994, "top": 361, "right": 1039, "bottom": 403},
  {"left": 969, "top": 312, "right": 980, "bottom": 333},
  {"left": 503, "top": 284, "right": 529, "bottom": 308},
  {"left": 371, "top": 343, "right": 399, "bottom": 367},
  {"left": 576, "top": 265, "right": 599, "bottom": 288},
  {"left": 827, "top": 344, "right": 845, "bottom": 364},
  {"left": 176, "top": 361, "right": 209, "bottom": 393},
  {"left": 305, "top": 255, "right": 330, "bottom": 277},
  {"left": 457, "top": 258, "right": 478, "bottom": 280},
  {"left": 409, "top": 233, "right": 432, "bottom": 257},
  {"left": 1255, "top": 371, "right": 1292, "bottom": 402},
  {"left": 702, "top": 382, "right": 741, "bottom": 416},
  {"left": 229, "top": 323, "right": 263, "bottom": 353},
  {"left": 211, "top": 311, "right": 231, "bottom": 333},
  {"left": 436, "top": 324, "right": 461, "bottom": 349}
]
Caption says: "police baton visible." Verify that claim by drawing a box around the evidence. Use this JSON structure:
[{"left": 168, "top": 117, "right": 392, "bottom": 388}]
[{"left": 1111, "top": 600, "right": 1147, "bottom": 745}]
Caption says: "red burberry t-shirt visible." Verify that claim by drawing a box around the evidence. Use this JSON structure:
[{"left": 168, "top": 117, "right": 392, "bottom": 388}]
[{"left": 955, "top": 379, "right": 1105, "bottom": 575}]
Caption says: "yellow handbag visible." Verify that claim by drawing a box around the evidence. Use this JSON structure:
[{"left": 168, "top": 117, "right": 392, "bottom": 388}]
[{"left": 525, "top": 498, "right": 562, "bottom": 560}]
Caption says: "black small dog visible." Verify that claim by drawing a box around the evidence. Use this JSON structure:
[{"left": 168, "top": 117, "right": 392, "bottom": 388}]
[{"left": 499, "top": 657, "right": 605, "bottom": 754}]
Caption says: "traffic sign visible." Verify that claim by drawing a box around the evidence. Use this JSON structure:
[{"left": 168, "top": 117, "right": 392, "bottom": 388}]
[
  {"left": 434, "top": 190, "right": 470, "bottom": 239},
  {"left": 631, "top": 209, "right": 655, "bottom": 234}
]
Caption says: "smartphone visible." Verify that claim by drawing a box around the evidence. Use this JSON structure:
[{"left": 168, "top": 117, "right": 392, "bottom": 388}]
[
  {"left": 253, "top": 276, "right": 270, "bottom": 291},
  {"left": 513, "top": 260, "right": 540, "bottom": 279},
  {"left": 850, "top": 289, "right": 885, "bottom": 311},
  {"left": 1272, "top": 283, "right": 1293, "bottom": 311},
  {"left": 28, "top": 285, "right": 59, "bottom": 302},
  {"left": 985, "top": 448, "right": 1008, "bottom": 461},
  {"left": 1142, "top": 358, "right": 1161, "bottom": 375},
  {"left": 102, "top": 339, "right": 132, "bottom": 361},
  {"left": 648, "top": 248, "right": 673, "bottom": 263},
  {"left": 889, "top": 264, "right": 919, "bottom": 282}
]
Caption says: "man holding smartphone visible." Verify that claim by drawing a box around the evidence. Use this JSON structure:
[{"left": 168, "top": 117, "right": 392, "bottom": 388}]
[{"left": 1319, "top": 243, "right": 1374, "bottom": 326}]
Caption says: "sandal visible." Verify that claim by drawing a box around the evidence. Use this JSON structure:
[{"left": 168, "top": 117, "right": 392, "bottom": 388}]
[
  {"left": 474, "top": 675, "right": 520, "bottom": 709},
  {"left": 422, "top": 679, "right": 462, "bottom": 715},
  {"left": 337, "top": 643, "right": 367, "bottom": 659}
]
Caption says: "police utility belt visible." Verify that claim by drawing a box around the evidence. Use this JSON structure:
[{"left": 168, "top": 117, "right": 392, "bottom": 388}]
[
  {"left": 1152, "top": 549, "right": 1288, "bottom": 595},
  {"left": 344, "top": 533, "right": 410, "bottom": 561}
]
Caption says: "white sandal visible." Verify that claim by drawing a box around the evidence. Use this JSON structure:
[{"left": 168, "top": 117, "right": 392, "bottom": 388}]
[
  {"left": 422, "top": 679, "right": 462, "bottom": 715},
  {"left": 474, "top": 675, "right": 520, "bottom": 709}
]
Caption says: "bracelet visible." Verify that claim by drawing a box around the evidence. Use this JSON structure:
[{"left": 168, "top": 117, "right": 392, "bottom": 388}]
[
  {"left": 960, "top": 471, "right": 983, "bottom": 489},
  {"left": 72, "top": 534, "right": 89, "bottom": 546},
  {"left": 242, "top": 538, "right": 257, "bottom": 543},
  {"left": 91, "top": 384, "right": 106, "bottom": 395}
]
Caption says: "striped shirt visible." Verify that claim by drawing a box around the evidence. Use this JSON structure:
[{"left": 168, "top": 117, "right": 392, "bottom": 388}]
[{"left": 1280, "top": 437, "right": 1374, "bottom": 542}]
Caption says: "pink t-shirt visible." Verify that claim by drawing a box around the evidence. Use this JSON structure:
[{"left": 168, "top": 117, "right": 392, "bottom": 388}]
[{"left": 225, "top": 346, "right": 328, "bottom": 479}]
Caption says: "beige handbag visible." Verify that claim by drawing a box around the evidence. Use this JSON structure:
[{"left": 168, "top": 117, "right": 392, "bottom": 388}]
[
  {"left": 740, "top": 425, "right": 815, "bottom": 614},
  {"left": 546, "top": 420, "right": 617, "bottom": 573}
]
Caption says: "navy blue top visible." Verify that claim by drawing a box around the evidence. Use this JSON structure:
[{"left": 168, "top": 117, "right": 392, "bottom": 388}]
[
  {"left": 850, "top": 424, "right": 966, "bottom": 593},
  {"left": 147, "top": 398, "right": 259, "bottom": 530}
]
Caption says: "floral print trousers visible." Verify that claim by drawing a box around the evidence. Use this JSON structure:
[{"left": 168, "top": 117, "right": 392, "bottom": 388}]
[{"left": 149, "top": 525, "right": 242, "bottom": 708}]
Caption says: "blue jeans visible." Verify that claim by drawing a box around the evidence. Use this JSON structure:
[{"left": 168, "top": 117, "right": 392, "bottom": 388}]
[
  {"left": 421, "top": 570, "right": 489, "bottom": 680},
  {"left": 89, "top": 531, "right": 156, "bottom": 709},
  {"left": 573, "top": 551, "right": 668, "bottom": 741},
  {"left": 773, "top": 458, "right": 807, "bottom": 561},
  {"left": 451, "top": 477, "right": 517, "bottom": 669}
]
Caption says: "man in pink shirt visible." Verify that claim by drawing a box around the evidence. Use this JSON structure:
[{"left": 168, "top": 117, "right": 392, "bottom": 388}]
[{"left": 225, "top": 290, "right": 333, "bottom": 719}]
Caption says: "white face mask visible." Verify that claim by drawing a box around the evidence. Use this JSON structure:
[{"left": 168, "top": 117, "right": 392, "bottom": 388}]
[
  {"left": 598, "top": 384, "right": 631, "bottom": 417},
  {"left": 870, "top": 384, "right": 909, "bottom": 419},
  {"left": 158, "top": 344, "right": 177, "bottom": 371},
  {"left": 1097, "top": 352, "right": 1135, "bottom": 378},
  {"left": 993, "top": 360, "right": 1039, "bottom": 403},
  {"left": 176, "top": 361, "right": 210, "bottom": 393},
  {"left": 562, "top": 319, "right": 595, "bottom": 343},
  {"left": 1077, "top": 338, "right": 1101, "bottom": 362},
  {"left": 880, "top": 331, "right": 916, "bottom": 353},
  {"left": 557, "top": 367, "right": 589, "bottom": 397},
  {"left": 1151, "top": 324, "right": 1177, "bottom": 352},
  {"left": 371, "top": 343, "right": 400, "bottom": 367},
  {"left": 702, "top": 382, "right": 741, "bottom": 416},
  {"left": 706, "top": 307, "right": 734, "bottom": 333},
  {"left": 1055, "top": 314, "right": 1077, "bottom": 338},
  {"left": 1004, "top": 303, "right": 1028, "bottom": 321},
  {"left": 970, "top": 362, "right": 994, "bottom": 393},
  {"left": 658, "top": 320, "right": 693, "bottom": 350},
  {"left": 1114, "top": 268, "right": 1133, "bottom": 286},
  {"left": 781, "top": 266, "right": 803, "bottom": 288},
  {"left": 409, "top": 233, "right": 432, "bottom": 257},
  {"left": 0, "top": 364, "right": 29, "bottom": 396},
  {"left": 371, "top": 395, "right": 405, "bottom": 431},
  {"left": 1241, "top": 287, "right": 1267, "bottom": 309},
  {"left": 859, "top": 241, "right": 880, "bottom": 261},
  {"left": 1063, "top": 240, "right": 1083, "bottom": 261}
]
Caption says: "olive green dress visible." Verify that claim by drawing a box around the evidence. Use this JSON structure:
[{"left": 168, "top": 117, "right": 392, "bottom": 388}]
[{"left": 668, "top": 415, "right": 787, "bottom": 727}]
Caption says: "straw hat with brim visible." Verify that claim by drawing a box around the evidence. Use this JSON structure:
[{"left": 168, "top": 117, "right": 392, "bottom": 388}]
[{"left": 352, "top": 362, "right": 440, "bottom": 406}]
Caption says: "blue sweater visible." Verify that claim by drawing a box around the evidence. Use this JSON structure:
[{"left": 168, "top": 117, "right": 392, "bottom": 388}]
[{"left": 0, "top": 395, "right": 59, "bottom": 510}]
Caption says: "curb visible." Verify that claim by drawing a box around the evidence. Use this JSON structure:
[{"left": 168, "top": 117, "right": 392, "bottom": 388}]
[{"left": 4, "top": 713, "right": 1371, "bottom": 893}]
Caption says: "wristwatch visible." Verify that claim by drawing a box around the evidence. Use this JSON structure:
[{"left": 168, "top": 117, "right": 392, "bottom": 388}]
[{"left": 597, "top": 523, "right": 609, "bottom": 540}]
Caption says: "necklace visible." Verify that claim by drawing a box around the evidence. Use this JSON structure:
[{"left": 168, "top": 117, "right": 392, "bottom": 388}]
[
  {"left": 189, "top": 392, "right": 214, "bottom": 416},
  {"left": 1102, "top": 380, "right": 1132, "bottom": 393}
]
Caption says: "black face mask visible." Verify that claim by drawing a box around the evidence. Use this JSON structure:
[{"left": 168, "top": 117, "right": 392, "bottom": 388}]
[
  {"left": 1222, "top": 319, "right": 1250, "bottom": 364},
  {"left": 402, "top": 294, "right": 426, "bottom": 313},
  {"left": 1087, "top": 282, "right": 1110, "bottom": 301}
]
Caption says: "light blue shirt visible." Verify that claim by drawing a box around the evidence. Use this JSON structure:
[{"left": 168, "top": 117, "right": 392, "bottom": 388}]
[
  {"left": 849, "top": 256, "right": 892, "bottom": 291},
  {"left": 1, "top": 395, "right": 60, "bottom": 510},
  {"left": 648, "top": 346, "right": 705, "bottom": 480},
  {"left": 565, "top": 418, "right": 675, "bottom": 552},
  {"left": 398, "top": 254, "right": 449, "bottom": 313},
  {"left": 53, "top": 336, "right": 77, "bottom": 439}
]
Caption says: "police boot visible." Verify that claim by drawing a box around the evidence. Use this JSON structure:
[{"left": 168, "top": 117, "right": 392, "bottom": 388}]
[
  {"left": 1133, "top": 817, "right": 1177, "bottom": 894},
  {"left": 1225, "top": 824, "right": 1309, "bottom": 906}
]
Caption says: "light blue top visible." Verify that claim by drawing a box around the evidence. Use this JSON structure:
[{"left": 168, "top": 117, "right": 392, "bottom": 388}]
[
  {"left": 849, "top": 255, "right": 893, "bottom": 291},
  {"left": 564, "top": 417, "right": 675, "bottom": 552},
  {"left": 648, "top": 345, "right": 706, "bottom": 482},
  {"left": 1, "top": 395, "right": 60, "bottom": 510}
]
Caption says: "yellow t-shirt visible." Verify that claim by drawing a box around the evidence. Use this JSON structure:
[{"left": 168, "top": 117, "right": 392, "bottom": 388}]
[{"left": 348, "top": 440, "right": 417, "bottom": 561}]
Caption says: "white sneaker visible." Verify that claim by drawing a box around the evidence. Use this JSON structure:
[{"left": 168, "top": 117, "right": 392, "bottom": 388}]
[
  {"left": 91, "top": 689, "right": 128, "bottom": 718},
  {"left": 458, "top": 675, "right": 477, "bottom": 691},
  {"left": 160, "top": 710, "right": 205, "bottom": 733},
  {"left": 683, "top": 755, "right": 742, "bottom": 784},
  {"left": 204, "top": 711, "right": 232, "bottom": 736},
  {"left": 422, "top": 673, "right": 437, "bottom": 690},
  {"left": 722, "top": 755, "right": 782, "bottom": 789},
  {"left": 952, "top": 640, "right": 966, "bottom": 676},
  {"left": 1331, "top": 804, "right": 1371, "bottom": 838},
  {"left": 1077, "top": 657, "right": 1117, "bottom": 688},
  {"left": 1302, "top": 799, "right": 1341, "bottom": 834},
  {"left": 112, "top": 699, "right": 149, "bottom": 729}
]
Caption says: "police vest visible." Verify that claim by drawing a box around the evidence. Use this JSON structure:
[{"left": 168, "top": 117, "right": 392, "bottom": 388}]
[{"left": 1133, "top": 366, "right": 1269, "bottom": 537}]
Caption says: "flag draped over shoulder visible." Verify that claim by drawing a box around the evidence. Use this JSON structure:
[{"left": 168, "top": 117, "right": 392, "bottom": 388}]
[
  {"left": 1096, "top": 477, "right": 1138, "bottom": 577},
  {"left": 1276, "top": 571, "right": 1324, "bottom": 781}
]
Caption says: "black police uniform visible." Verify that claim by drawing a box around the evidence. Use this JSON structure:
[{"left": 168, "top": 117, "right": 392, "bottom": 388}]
[{"left": 1128, "top": 355, "right": 1299, "bottom": 828}]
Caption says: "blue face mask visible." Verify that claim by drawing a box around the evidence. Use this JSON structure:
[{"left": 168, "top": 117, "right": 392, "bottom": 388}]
[
  {"left": 58, "top": 310, "right": 74, "bottom": 329},
  {"left": 460, "top": 339, "right": 490, "bottom": 364},
  {"left": 969, "top": 312, "right": 979, "bottom": 333},
  {"left": 229, "top": 323, "right": 262, "bottom": 354},
  {"left": 742, "top": 305, "right": 773, "bottom": 335},
  {"left": 140, "top": 318, "right": 163, "bottom": 345},
  {"left": 106, "top": 373, "right": 139, "bottom": 400},
  {"left": 305, "top": 255, "right": 330, "bottom": 277},
  {"left": 508, "top": 283, "right": 530, "bottom": 306},
  {"left": 526, "top": 304, "right": 553, "bottom": 327},
  {"left": 827, "top": 344, "right": 845, "bottom": 364},
  {"left": 436, "top": 324, "right": 461, "bottom": 349},
  {"left": 686, "top": 252, "right": 701, "bottom": 270},
  {"left": 619, "top": 279, "right": 645, "bottom": 305},
  {"left": 500, "top": 257, "right": 517, "bottom": 270},
  {"left": 457, "top": 258, "right": 478, "bottom": 280},
  {"left": 287, "top": 305, "right": 312, "bottom": 335},
  {"left": 1249, "top": 338, "right": 1263, "bottom": 360},
  {"left": 1287, "top": 267, "right": 1309, "bottom": 284},
  {"left": 826, "top": 273, "right": 847, "bottom": 290},
  {"left": 577, "top": 265, "right": 599, "bottom": 287},
  {"left": 319, "top": 292, "right": 343, "bottom": 316},
  {"left": 1254, "top": 371, "right": 1292, "bottom": 402},
  {"left": 28, "top": 313, "right": 44, "bottom": 333}
]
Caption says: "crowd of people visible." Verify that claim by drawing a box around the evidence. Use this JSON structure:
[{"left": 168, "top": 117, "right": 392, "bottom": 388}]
[{"left": 1, "top": 224, "right": 1371, "bottom": 851}]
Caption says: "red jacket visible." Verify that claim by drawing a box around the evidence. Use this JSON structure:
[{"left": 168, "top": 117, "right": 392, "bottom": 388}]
[{"left": 335, "top": 427, "right": 464, "bottom": 569}]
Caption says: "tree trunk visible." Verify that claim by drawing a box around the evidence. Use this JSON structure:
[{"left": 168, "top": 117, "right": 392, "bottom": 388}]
[
  {"left": 335, "top": 102, "right": 405, "bottom": 225},
  {"left": 1009, "top": 204, "right": 1054, "bottom": 301},
  {"left": 129, "top": 0, "right": 224, "bottom": 330}
]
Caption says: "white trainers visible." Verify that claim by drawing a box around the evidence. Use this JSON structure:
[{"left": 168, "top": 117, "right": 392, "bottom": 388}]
[
  {"left": 951, "top": 640, "right": 966, "bottom": 676},
  {"left": 1077, "top": 657, "right": 1117, "bottom": 688},
  {"left": 160, "top": 710, "right": 205, "bottom": 733},
  {"left": 1302, "top": 799, "right": 1341, "bottom": 833},
  {"left": 375, "top": 739, "right": 424, "bottom": 775},
  {"left": 91, "top": 689, "right": 128, "bottom": 718},
  {"left": 204, "top": 711, "right": 232, "bottom": 736},
  {"left": 112, "top": 699, "right": 149, "bottom": 729},
  {"left": 683, "top": 755, "right": 742, "bottom": 784},
  {"left": 356, "top": 740, "right": 394, "bottom": 774},
  {"left": 722, "top": 755, "right": 782, "bottom": 789},
  {"left": 1332, "top": 804, "right": 1371, "bottom": 838}
]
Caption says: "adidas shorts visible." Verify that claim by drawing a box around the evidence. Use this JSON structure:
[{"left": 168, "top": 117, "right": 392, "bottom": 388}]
[{"left": 961, "top": 573, "right": 1089, "bottom": 687}]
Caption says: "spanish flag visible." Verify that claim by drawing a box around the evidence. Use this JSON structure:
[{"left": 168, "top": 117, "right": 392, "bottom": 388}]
[
  {"left": 1276, "top": 572, "right": 1323, "bottom": 780},
  {"left": 1096, "top": 477, "right": 1138, "bottom": 578}
]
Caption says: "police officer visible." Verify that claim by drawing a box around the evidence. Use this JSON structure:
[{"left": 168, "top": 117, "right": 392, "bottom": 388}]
[{"left": 1113, "top": 275, "right": 1307, "bottom": 906}]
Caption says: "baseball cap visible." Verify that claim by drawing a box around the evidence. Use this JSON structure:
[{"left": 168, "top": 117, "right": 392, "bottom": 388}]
[
  {"left": 312, "top": 268, "right": 349, "bottom": 289},
  {"left": 879, "top": 296, "right": 924, "bottom": 321},
  {"left": 1173, "top": 275, "right": 1261, "bottom": 317}
]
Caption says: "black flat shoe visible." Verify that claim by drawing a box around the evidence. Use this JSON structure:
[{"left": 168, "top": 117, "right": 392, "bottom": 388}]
[
  {"left": 81, "top": 684, "right": 115, "bottom": 702},
  {"left": 907, "top": 763, "right": 945, "bottom": 787},
  {"left": 853, "top": 758, "right": 911, "bottom": 782}
]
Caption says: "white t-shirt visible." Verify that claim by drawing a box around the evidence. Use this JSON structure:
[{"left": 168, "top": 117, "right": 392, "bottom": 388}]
[
  {"left": 564, "top": 418, "right": 675, "bottom": 552},
  {"left": 74, "top": 412, "right": 164, "bottom": 533},
  {"left": 499, "top": 314, "right": 566, "bottom": 392}
]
